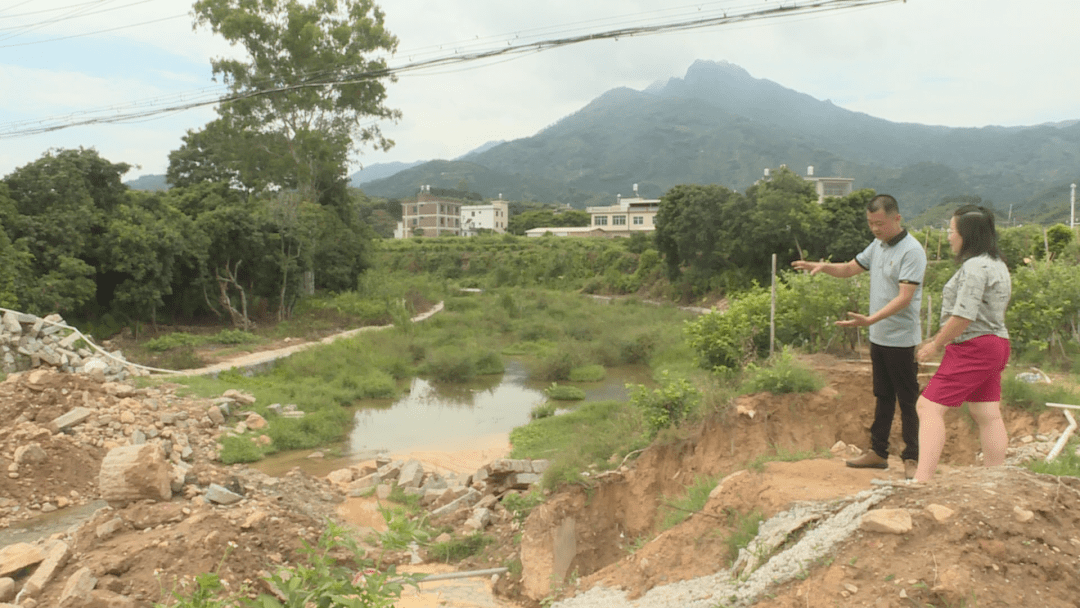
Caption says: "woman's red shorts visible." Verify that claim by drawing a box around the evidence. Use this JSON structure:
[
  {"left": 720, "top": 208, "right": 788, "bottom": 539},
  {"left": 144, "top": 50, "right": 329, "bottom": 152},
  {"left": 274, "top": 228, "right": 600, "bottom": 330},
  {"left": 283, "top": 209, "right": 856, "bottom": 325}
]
[{"left": 922, "top": 334, "right": 1011, "bottom": 407}]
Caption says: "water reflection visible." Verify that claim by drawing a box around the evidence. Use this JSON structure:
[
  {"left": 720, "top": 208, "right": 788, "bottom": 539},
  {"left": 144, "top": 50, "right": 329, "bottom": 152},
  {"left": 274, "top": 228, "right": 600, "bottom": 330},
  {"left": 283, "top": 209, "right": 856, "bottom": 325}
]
[
  {"left": 251, "top": 361, "right": 654, "bottom": 476},
  {"left": 348, "top": 361, "right": 545, "bottom": 455}
]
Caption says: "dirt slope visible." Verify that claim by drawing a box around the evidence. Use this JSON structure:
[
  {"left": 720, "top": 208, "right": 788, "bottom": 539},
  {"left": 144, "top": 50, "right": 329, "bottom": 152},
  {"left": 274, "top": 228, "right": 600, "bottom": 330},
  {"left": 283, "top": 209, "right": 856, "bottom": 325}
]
[{"left": 510, "top": 356, "right": 1080, "bottom": 608}]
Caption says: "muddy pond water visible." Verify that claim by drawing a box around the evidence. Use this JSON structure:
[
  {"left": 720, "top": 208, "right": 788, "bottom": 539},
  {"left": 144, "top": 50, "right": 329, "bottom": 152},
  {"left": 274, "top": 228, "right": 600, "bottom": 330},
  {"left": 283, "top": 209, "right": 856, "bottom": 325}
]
[{"left": 252, "top": 360, "right": 653, "bottom": 477}]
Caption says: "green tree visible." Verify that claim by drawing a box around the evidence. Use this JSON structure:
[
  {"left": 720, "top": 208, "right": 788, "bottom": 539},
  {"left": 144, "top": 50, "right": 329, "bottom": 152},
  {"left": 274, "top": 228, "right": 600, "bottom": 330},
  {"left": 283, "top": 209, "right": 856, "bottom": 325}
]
[
  {"left": 1044, "top": 223, "right": 1075, "bottom": 261},
  {"left": 0, "top": 183, "right": 26, "bottom": 308},
  {"left": 740, "top": 166, "right": 823, "bottom": 272},
  {"left": 2, "top": 148, "right": 130, "bottom": 315},
  {"left": 99, "top": 191, "right": 208, "bottom": 327},
  {"left": 813, "top": 188, "right": 875, "bottom": 263},
  {"left": 654, "top": 183, "right": 741, "bottom": 281},
  {"left": 179, "top": 0, "right": 401, "bottom": 203}
]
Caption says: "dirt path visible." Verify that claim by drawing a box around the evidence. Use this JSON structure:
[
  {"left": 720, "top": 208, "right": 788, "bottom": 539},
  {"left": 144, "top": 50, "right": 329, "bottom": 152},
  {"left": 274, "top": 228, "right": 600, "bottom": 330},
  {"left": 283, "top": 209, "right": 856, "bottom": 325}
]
[{"left": 161, "top": 302, "right": 444, "bottom": 377}]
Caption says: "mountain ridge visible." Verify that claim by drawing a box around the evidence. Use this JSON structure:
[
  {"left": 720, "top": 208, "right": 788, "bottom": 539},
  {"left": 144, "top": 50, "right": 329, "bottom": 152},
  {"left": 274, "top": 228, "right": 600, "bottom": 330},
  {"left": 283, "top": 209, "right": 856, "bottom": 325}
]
[{"left": 360, "top": 59, "right": 1080, "bottom": 223}]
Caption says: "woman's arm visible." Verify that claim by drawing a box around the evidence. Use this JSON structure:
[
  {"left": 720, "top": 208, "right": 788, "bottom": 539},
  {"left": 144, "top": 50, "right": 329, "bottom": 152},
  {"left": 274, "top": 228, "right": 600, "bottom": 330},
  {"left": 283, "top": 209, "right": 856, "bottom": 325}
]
[{"left": 916, "top": 315, "right": 972, "bottom": 362}]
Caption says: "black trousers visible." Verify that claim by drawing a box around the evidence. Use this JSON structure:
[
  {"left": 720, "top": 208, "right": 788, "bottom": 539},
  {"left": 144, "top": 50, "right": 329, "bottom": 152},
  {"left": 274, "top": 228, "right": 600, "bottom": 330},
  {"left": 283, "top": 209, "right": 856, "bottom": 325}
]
[{"left": 869, "top": 342, "right": 920, "bottom": 462}]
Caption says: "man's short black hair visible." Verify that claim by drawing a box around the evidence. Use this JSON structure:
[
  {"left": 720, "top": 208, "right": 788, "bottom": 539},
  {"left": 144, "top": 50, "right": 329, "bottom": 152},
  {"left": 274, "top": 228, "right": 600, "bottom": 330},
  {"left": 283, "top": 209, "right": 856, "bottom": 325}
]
[{"left": 866, "top": 194, "right": 900, "bottom": 215}]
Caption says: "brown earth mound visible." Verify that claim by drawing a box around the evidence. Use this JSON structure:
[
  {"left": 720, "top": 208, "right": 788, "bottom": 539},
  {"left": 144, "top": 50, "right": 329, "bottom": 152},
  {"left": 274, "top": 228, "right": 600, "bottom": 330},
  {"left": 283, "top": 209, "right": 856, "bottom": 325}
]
[{"left": 509, "top": 356, "right": 1080, "bottom": 608}]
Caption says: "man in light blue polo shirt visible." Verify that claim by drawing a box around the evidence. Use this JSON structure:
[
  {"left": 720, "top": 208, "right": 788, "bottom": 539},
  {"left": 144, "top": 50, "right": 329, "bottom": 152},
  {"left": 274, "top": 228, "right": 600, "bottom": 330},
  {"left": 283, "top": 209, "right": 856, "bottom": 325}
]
[{"left": 792, "top": 194, "right": 926, "bottom": 479}]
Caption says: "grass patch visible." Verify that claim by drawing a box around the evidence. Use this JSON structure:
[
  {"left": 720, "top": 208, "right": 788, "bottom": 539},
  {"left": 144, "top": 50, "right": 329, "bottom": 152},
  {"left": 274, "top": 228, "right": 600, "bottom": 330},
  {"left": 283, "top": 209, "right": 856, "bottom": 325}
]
[
  {"left": 747, "top": 445, "right": 832, "bottom": 472},
  {"left": 1001, "top": 372, "right": 1080, "bottom": 414},
  {"left": 501, "top": 490, "right": 545, "bottom": 524},
  {"left": 658, "top": 475, "right": 719, "bottom": 530},
  {"left": 1025, "top": 438, "right": 1080, "bottom": 478},
  {"left": 544, "top": 383, "right": 585, "bottom": 401},
  {"left": 724, "top": 507, "right": 765, "bottom": 564},
  {"left": 509, "top": 400, "right": 648, "bottom": 490},
  {"left": 428, "top": 533, "right": 494, "bottom": 563},
  {"left": 144, "top": 332, "right": 202, "bottom": 352},
  {"left": 218, "top": 434, "right": 266, "bottom": 464}
]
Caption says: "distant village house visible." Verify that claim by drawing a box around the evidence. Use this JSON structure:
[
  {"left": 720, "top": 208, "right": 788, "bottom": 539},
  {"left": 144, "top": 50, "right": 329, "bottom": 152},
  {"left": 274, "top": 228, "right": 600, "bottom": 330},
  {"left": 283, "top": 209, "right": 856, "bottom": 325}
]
[
  {"left": 527, "top": 184, "right": 659, "bottom": 238},
  {"left": 396, "top": 187, "right": 509, "bottom": 238}
]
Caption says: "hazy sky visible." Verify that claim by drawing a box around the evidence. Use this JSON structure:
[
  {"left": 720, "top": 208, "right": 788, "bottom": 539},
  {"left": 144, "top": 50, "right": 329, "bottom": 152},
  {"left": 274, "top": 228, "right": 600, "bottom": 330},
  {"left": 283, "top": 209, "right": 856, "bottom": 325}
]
[{"left": 1, "top": 0, "right": 1077, "bottom": 181}]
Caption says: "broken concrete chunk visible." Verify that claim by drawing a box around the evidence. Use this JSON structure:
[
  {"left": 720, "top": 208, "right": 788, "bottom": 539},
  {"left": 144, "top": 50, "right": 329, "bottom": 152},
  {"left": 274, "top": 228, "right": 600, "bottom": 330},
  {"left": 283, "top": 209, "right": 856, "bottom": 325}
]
[
  {"left": 48, "top": 407, "right": 94, "bottom": 433},
  {"left": 205, "top": 483, "right": 245, "bottom": 505}
]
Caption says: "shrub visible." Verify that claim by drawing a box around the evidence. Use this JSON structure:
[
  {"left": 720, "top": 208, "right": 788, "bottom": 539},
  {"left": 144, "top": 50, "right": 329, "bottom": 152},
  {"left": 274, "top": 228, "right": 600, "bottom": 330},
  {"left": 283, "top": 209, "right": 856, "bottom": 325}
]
[
  {"left": 629, "top": 371, "right": 700, "bottom": 438},
  {"left": 533, "top": 348, "right": 582, "bottom": 382},
  {"left": 212, "top": 329, "right": 259, "bottom": 345},
  {"left": 619, "top": 331, "right": 658, "bottom": 364},
  {"left": 530, "top": 402, "right": 557, "bottom": 419},
  {"left": 684, "top": 288, "right": 771, "bottom": 372},
  {"left": 739, "top": 347, "right": 825, "bottom": 395},
  {"left": 144, "top": 332, "right": 202, "bottom": 352},
  {"left": 155, "top": 346, "right": 205, "bottom": 371},
  {"left": 257, "top": 522, "right": 418, "bottom": 607},
  {"left": 475, "top": 351, "right": 505, "bottom": 375},
  {"left": 421, "top": 346, "right": 477, "bottom": 382}
]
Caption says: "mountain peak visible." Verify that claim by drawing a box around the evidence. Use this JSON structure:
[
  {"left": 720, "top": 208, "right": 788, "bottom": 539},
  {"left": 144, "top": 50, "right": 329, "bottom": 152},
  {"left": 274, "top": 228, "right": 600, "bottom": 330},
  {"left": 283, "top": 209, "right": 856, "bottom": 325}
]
[{"left": 685, "top": 58, "right": 752, "bottom": 79}]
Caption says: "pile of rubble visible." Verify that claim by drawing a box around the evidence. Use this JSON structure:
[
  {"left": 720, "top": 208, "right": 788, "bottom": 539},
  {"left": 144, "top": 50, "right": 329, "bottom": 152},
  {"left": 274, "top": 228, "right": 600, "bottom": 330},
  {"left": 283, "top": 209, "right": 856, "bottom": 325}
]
[
  {"left": 0, "top": 310, "right": 146, "bottom": 382},
  {"left": 326, "top": 456, "right": 549, "bottom": 533},
  {"left": 0, "top": 362, "right": 550, "bottom": 607}
]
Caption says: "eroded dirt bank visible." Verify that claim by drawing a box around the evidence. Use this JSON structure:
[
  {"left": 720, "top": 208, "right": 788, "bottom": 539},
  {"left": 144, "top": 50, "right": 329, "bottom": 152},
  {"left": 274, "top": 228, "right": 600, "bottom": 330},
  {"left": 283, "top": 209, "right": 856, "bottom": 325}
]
[{"left": 514, "top": 357, "right": 1079, "bottom": 608}]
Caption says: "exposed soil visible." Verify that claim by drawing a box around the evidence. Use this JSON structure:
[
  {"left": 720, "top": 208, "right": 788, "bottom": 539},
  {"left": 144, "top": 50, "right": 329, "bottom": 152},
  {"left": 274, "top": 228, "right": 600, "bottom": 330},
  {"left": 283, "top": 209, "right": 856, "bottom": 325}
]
[
  {"left": 1, "top": 322, "right": 1078, "bottom": 607},
  {"left": 503, "top": 355, "right": 1080, "bottom": 608}
]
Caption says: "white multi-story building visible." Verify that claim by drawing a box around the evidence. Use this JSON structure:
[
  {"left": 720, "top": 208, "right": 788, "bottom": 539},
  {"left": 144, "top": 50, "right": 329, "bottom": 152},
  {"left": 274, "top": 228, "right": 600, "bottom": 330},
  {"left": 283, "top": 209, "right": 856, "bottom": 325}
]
[
  {"left": 586, "top": 185, "right": 659, "bottom": 235},
  {"left": 461, "top": 200, "right": 509, "bottom": 235},
  {"left": 803, "top": 165, "right": 854, "bottom": 204}
]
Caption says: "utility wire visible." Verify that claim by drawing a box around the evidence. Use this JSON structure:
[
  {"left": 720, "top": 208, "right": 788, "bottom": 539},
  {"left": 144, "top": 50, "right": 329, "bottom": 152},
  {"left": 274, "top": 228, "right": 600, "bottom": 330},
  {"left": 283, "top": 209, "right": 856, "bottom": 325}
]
[
  {"left": 0, "top": 0, "right": 121, "bottom": 43},
  {"left": 0, "top": 12, "right": 188, "bottom": 45},
  {"left": 0, "top": 0, "right": 120, "bottom": 21},
  {"left": 0, "top": 0, "right": 903, "bottom": 138}
]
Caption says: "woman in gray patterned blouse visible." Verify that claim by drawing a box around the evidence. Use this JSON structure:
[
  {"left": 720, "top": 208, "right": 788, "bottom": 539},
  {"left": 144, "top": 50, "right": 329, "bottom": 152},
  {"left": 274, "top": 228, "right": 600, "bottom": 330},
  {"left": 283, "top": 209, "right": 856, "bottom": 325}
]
[{"left": 913, "top": 205, "right": 1012, "bottom": 483}]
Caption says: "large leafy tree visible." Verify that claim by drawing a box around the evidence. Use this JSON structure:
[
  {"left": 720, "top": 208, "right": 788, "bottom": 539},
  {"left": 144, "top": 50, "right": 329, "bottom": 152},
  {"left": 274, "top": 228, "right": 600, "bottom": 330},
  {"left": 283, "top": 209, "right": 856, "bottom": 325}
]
[
  {"left": 740, "top": 166, "right": 823, "bottom": 270},
  {"left": 99, "top": 191, "right": 208, "bottom": 327},
  {"left": 174, "top": 0, "right": 401, "bottom": 205},
  {"left": 654, "top": 183, "right": 742, "bottom": 281},
  {"left": 0, "top": 183, "right": 26, "bottom": 308},
  {"left": 2, "top": 148, "right": 129, "bottom": 315},
  {"left": 812, "top": 188, "right": 876, "bottom": 263}
]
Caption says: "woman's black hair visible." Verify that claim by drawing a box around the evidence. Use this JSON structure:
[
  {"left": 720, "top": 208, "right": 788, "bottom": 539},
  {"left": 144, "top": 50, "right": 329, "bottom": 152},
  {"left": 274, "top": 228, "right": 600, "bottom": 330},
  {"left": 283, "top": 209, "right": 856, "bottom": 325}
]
[{"left": 953, "top": 204, "right": 1003, "bottom": 263}]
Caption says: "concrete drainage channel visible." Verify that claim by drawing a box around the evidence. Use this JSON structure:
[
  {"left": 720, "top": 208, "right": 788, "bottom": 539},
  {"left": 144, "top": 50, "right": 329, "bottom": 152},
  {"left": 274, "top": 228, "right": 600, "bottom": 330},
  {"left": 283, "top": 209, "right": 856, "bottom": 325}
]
[{"left": 550, "top": 487, "right": 895, "bottom": 608}]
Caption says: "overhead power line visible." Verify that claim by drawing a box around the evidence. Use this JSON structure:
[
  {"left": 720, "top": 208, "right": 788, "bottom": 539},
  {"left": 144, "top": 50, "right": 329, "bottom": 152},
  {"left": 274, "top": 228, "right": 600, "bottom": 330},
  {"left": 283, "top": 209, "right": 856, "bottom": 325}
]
[{"left": 0, "top": 0, "right": 903, "bottom": 139}]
